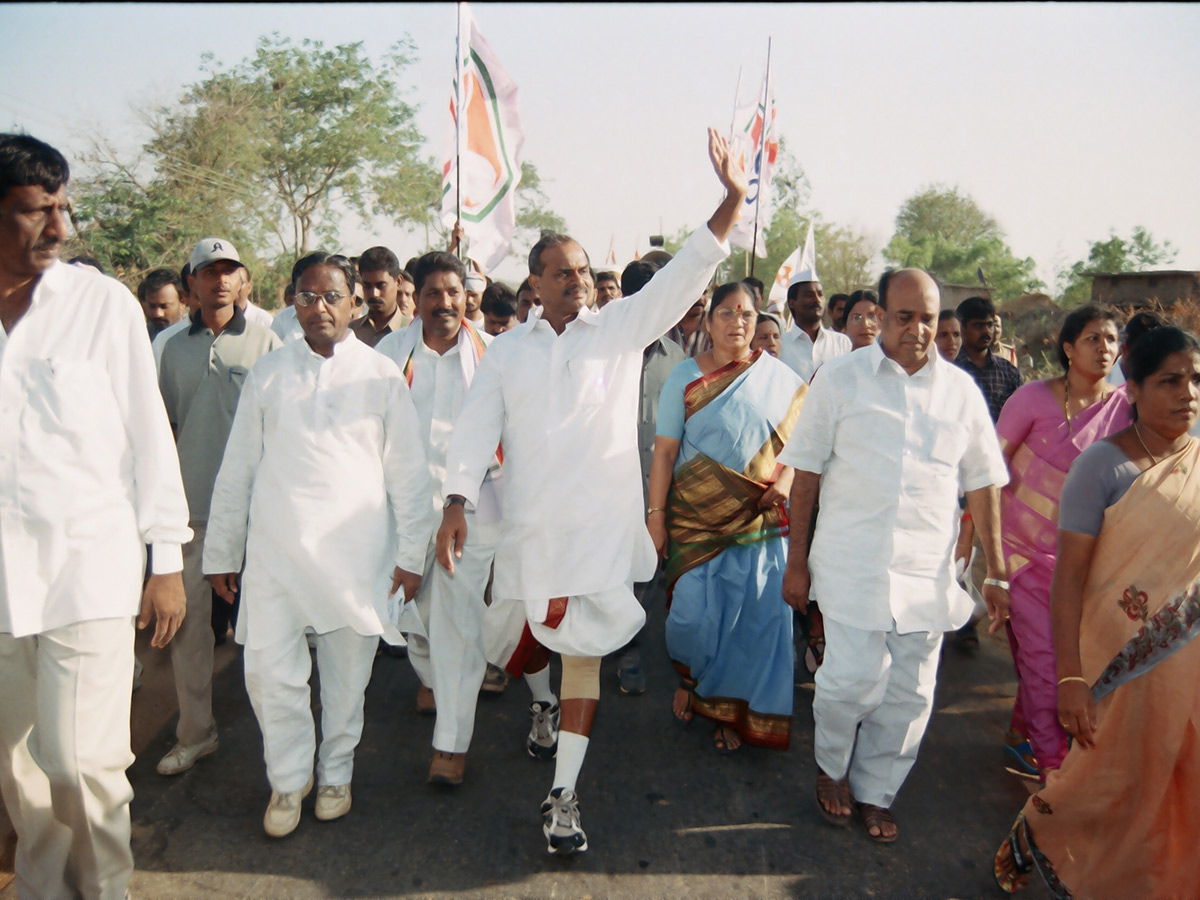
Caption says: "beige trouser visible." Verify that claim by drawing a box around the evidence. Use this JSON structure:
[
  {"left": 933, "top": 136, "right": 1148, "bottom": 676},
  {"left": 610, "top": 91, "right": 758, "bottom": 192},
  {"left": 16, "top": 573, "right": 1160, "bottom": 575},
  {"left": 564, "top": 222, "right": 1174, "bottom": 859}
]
[
  {"left": 168, "top": 522, "right": 217, "bottom": 746},
  {"left": 0, "top": 617, "right": 136, "bottom": 900}
]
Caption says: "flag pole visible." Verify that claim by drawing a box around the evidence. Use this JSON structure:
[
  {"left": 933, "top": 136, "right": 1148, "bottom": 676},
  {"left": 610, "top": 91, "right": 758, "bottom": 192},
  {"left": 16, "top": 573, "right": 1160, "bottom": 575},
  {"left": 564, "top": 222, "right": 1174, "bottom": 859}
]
[
  {"left": 454, "top": 2, "right": 464, "bottom": 261},
  {"left": 748, "top": 37, "right": 771, "bottom": 279},
  {"left": 729, "top": 66, "right": 742, "bottom": 141}
]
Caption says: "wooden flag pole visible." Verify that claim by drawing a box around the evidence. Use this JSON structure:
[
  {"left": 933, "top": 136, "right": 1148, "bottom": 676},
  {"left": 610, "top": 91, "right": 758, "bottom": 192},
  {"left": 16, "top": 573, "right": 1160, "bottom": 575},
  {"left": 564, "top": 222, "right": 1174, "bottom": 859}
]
[{"left": 747, "top": 38, "right": 771, "bottom": 280}]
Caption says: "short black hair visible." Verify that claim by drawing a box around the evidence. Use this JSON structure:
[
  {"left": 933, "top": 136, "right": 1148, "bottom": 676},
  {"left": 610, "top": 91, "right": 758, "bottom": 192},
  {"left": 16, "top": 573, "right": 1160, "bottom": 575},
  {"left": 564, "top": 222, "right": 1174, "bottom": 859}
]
[
  {"left": 291, "top": 252, "right": 357, "bottom": 293},
  {"left": 67, "top": 255, "right": 105, "bottom": 273},
  {"left": 411, "top": 251, "right": 466, "bottom": 295},
  {"left": 938, "top": 309, "right": 960, "bottom": 323},
  {"left": 0, "top": 133, "right": 70, "bottom": 201},
  {"left": 742, "top": 276, "right": 765, "bottom": 296},
  {"left": 842, "top": 289, "right": 880, "bottom": 329},
  {"left": 956, "top": 295, "right": 996, "bottom": 325},
  {"left": 707, "top": 281, "right": 754, "bottom": 316},
  {"left": 595, "top": 270, "right": 620, "bottom": 287},
  {"left": 621, "top": 259, "right": 661, "bottom": 296},
  {"left": 137, "top": 267, "right": 183, "bottom": 303},
  {"left": 397, "top": 268, "right": 414, "bottom": 286},
  {"left": 358, "top": 246, "right": 401, "bottom": 278},
  {"left": 1057, "top": 303, "right": 1120, "bottom": 371},
  {"left": 528, "top": 232, "right": 586, "bottom": 277},
  {"left": 1123, "top": 310, "right": 1167, "bottom": 348},
  {"left": 1126, "top": 326, "right": 1200, "bottom": 386},
  {"left": 481, "top": 281, "right": 517, "bottom": 318},
  {"left": 829, "top": 292, "right": 851, "bottom": 309}
]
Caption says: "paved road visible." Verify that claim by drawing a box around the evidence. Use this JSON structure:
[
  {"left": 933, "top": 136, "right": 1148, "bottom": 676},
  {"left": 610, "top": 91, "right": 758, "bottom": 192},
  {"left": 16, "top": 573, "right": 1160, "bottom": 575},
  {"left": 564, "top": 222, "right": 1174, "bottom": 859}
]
[{"left": 2, "top": 591, "right": 1046, "bottom": 900}]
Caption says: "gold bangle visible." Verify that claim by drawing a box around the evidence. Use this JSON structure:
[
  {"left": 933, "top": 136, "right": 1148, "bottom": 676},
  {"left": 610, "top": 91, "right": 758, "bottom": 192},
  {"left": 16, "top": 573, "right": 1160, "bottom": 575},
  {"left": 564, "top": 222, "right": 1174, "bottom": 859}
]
[
  {"left": 647, "top": 507, "right": 665, "bottom": 515},
  {"left": 1057, "top": 675, "right": 1088, "bottom": 686}
]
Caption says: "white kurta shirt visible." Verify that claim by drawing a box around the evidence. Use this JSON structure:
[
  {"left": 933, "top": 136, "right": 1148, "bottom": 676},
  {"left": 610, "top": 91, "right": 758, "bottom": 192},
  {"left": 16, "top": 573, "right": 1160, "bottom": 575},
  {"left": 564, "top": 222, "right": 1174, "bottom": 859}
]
[
  {"left": 202, "top": 333, "right": 433, "bottom": 648},
  {"left": 0, "top": 261, "right": 191, "bottom": 636},
  {"left": 442, "top": 227, "right": 727, "bottom": 622},
  {"left": 270, "top": 304, "right": 305, "bottom": 345},
  {"left": 242, "top": 301, "right": 274, "bottom": 330},
  {"left": 778, "top": 342, "right": 1008, "bottom": 634},
  {"left": 376, "top": 321, "right": 500, "bottom": 520},
  {"left": 778, "top": 323, "right": 851, "bottom": 382}
]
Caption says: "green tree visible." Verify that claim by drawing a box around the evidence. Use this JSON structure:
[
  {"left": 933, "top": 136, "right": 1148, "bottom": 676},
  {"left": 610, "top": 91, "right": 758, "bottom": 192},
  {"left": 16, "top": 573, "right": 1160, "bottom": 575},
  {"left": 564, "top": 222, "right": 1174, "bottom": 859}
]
[
  {"left": 68, "top": 35, "right": 437, "bottom": 304},
  {"left": 884, "top": 185, "right": 1041, "bottom": 301},
  {"left": 1056, "top": 226, "right": 1178, "bottom": 307}
]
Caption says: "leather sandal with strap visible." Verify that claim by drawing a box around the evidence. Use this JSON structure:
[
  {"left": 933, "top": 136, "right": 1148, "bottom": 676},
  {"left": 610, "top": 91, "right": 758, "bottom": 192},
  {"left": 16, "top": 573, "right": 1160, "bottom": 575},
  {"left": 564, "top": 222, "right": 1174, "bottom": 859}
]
[
  {"left": 858, "top": 802, "right": 898, "bottom": 843},
  {"left": 815, "top": 772, "right": 853, "bottom": 826}
]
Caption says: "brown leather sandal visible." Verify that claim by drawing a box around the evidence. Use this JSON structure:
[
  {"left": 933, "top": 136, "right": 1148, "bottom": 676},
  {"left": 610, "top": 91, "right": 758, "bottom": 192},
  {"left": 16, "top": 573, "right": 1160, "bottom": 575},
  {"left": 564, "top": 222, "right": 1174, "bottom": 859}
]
[
  {"left": 858, "top": 802, "right": 898, "bottom": 843},
  {"left": 815, "top": 772, "right": 853, "bottom": 826}
]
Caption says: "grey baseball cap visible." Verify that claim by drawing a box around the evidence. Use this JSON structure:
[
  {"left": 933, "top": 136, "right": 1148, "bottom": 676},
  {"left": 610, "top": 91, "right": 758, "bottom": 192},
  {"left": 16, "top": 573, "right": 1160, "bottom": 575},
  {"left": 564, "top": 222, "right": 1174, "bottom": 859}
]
[{"left": 189, "top": 237, "right": 245, "bottom": 273}]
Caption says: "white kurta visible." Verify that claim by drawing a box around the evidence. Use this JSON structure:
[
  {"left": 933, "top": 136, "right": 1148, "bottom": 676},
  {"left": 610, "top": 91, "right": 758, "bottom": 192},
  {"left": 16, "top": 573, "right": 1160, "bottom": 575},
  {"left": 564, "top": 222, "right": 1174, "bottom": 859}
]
[
  {"left": 777, "top": 342, "right": 1009, "bottom": 634},
  {"left": 203, "top": 334, "right": 433, "bottom": 649},
  {"left": 0, "top": 261, "right": 191, "bottom": 636},
  {"left": 778, "top": 323, "right": 851, "bottom": 382},
  {"left": 270, "top": 304, "right": 305, "bottom": 345},
  {"left": 442, "top": 227, "right": 728, "bottom": 628}
]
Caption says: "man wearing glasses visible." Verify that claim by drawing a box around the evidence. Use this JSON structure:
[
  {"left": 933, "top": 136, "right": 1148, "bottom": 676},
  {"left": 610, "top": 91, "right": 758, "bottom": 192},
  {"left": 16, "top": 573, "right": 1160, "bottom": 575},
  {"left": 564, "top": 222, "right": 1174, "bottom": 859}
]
[{"left": 204, "top": 252, "right": 432, "bottom": 838}]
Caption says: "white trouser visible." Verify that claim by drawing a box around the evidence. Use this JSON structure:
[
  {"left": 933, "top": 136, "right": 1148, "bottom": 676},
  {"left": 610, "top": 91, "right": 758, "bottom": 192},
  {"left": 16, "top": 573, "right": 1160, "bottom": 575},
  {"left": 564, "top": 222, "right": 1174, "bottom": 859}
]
[
  {"left": 243, "top": 626, "right": 377, "bottom": 793},
  {"left": 0, "top": 617, "right": 136, "bottom": 900},
  {"left": 812, "top": 618, "right": 943, "bottom": 809},
  {"left": 168, "top": 522, "right": 217, "bottom": 746}
]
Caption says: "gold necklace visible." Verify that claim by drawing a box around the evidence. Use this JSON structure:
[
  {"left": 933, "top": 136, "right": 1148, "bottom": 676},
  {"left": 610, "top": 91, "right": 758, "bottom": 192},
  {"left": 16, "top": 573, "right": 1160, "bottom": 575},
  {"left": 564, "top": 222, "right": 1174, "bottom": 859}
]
[
  {"left": 1063, "top": 376, "right": 1071, "bottom": 426},
  {"left": 1133, "top": 423, "right": 1159, "bottom": 466}
]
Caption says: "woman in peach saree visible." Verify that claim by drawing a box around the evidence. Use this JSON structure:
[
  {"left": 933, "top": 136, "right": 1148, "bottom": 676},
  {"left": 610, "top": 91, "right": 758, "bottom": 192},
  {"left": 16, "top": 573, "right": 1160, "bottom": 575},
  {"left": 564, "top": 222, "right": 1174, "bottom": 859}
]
[{"left": 994, "top": 326, "right": 1200, "bottom": 899}]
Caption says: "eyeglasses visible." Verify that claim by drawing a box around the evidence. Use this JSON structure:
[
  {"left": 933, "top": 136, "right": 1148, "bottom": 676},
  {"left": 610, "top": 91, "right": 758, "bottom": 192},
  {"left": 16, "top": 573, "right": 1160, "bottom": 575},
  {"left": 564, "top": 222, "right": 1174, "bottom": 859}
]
[
  {"left": 294, "top": 291, "right": 349, "bottom": 308},
  {"left": 712, "top": 308, "right": 757, "bottom": 324},
  {"left": 847, "top": 312, "right": 881, "bottom": 325}
]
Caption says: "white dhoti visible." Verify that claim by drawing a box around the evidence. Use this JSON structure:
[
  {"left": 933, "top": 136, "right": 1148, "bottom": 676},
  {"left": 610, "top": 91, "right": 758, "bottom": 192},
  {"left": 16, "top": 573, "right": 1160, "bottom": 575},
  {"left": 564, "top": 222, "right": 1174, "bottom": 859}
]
[
  {"left": 243, "top": 626, "right": 377, "bottom": 793},
  {"left": 527, "top": 584, "right": 645, "bottom": 659},
  {"left": 0, "top": 617, "right": 136, "bottom": 900},
  {"left": 168, "top": 522, "right": 218, "bottom": 746},
  {"left": 812, "top": 618, "right": 943, "bottom": 809}
]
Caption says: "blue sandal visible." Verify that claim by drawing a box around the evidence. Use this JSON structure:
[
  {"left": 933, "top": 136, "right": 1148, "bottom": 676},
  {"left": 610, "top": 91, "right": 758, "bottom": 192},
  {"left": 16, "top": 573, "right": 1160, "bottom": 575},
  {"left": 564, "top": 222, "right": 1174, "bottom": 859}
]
[{"left": 1004, "top": 739, "right": 1041, "bottom": 781}]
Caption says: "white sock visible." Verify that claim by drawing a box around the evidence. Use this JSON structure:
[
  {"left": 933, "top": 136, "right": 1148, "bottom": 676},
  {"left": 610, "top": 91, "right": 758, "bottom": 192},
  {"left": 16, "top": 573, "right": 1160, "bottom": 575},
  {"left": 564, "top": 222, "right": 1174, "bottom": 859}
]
[
  {"left": 552, "top": 731, "right": 588, "bottom": 794},
  {"left": 524, "top": 665, "right": 556, "bottom": 706}
]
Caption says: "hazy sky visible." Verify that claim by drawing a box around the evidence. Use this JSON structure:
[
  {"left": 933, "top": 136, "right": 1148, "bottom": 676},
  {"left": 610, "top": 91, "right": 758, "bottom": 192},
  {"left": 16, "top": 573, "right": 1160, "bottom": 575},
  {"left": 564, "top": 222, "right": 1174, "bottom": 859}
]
[{"left": 2, "top": 2, "right": 1198, "bottom": 288}]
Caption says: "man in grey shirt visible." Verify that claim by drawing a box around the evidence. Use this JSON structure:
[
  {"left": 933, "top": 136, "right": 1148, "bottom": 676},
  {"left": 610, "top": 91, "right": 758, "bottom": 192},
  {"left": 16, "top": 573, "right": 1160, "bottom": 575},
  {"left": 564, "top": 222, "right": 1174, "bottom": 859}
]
[{"left": 156, "top": 237, "right": 281, "bottom": 776}]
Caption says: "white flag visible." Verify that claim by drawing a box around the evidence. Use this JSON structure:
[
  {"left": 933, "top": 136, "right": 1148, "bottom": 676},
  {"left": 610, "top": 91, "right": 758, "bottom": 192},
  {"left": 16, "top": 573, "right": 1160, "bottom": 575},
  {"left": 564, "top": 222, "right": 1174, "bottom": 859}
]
[
  {"left": 728, "top": 59, "right": 778, "bottom": 258},
  {"left": 441, "top": 2, "right": 525, "bottom": 273},
  {"left": 767, "top": 223, "right": 816, "bottom": 305}
]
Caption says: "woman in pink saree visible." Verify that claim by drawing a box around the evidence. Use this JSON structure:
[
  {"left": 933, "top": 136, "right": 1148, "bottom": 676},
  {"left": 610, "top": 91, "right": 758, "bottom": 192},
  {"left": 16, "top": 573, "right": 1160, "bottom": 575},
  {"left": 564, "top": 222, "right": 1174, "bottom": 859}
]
[
  {"left": 996, "top": 305, "right": 1131, "bottom": 778},
  {"left": 994, "top": 326, "right": 1200, "bottom": 898}
]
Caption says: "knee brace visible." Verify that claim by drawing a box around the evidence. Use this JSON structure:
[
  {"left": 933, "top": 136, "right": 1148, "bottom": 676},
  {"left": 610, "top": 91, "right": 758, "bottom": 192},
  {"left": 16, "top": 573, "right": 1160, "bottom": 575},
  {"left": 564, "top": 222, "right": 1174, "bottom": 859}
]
[{"left": 559, "top": 655, "right": 601, "bottom": 701}]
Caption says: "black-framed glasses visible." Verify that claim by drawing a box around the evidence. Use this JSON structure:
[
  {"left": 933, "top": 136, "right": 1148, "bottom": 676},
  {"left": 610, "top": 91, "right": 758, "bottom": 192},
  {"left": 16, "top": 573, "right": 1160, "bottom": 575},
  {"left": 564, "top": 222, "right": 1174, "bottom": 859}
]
[{"left": 295, "top": 291, "right": 349, "bottom": 308}]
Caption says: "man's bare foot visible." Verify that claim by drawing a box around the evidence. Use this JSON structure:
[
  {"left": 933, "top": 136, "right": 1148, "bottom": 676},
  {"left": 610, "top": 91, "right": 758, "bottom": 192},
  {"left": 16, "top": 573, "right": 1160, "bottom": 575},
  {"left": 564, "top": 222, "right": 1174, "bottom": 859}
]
[
  {"left": 815, "top": 770, "right": 853, "bottom": 825},
  {"left": 672, "top": 686, "right": 694, "bottom": 724}
]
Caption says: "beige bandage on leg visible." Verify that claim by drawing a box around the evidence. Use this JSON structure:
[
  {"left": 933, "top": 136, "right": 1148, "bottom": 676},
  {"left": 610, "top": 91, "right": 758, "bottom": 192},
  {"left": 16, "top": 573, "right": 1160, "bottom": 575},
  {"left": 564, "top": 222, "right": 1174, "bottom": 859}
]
[{"left": 559, "top": 655, "right": 601, "bottom": 700}]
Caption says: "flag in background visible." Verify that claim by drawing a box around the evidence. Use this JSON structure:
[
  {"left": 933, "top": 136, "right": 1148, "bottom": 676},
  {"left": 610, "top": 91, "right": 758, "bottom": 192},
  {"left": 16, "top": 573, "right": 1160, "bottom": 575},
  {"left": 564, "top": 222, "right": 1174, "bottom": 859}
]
[
  {"left": 766, "top": 223, "right": 815, "bottom": 326},
  {"left": 441, "top": 2, "right": 525, "bottom": 273},
  {"left": 728, "top": 57, "right": 778, "bottom": 259}
]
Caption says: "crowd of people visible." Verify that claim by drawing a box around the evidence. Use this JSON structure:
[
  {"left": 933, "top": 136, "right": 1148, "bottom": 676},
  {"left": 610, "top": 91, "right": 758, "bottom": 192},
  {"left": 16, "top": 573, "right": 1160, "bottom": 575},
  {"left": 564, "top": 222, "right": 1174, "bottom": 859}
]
[{"left": 1, "top": 127, "right": 1198, "bottom": 900}]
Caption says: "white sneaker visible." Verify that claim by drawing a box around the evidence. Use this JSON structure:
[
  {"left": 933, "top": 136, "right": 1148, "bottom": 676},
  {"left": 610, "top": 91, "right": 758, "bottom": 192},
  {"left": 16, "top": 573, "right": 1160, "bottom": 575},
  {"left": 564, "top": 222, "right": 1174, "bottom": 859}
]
[
  {"left": 156, "top": 729, "right": 219, "bottom": 776},
  {"left": 527, "top": 701, "right": 560, "bottom": 759},
  {"left": 263, "top": 777, "right": 313, "bottom": 838},
  {"left": 541, "top": 787, "right": 588, "bottom": 855},
  {"left": 314, "top": 784, "right": 352, "bottom": 821}
]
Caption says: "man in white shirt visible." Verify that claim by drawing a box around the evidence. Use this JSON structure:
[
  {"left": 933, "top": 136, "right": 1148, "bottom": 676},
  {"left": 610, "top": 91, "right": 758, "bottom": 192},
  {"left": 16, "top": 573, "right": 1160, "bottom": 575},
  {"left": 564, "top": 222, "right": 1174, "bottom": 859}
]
[
  {"left": 780, "top": 268, "right": 1010, "bottom": 844},
  {"left": 270, "top": 283, "right": 305, "bottom": 345},
  {"left": 204, "top": 252, "right": 432, "bottom": 838},
  {"left": 155, "top": 237, "right": 281, "bottom": 778},
  {"left": 778, "top": 265, "right": 851, "bottom": 382},
  {"left": 236, "top": 266, "right": 274, "bottom": 330},
  {"left": 436, "top": 129, "right": 746, "bottom": 855},
  {"left": 0, "top": 133, "right": 191, "bottom": 900},
  {"left": 152, "top": 261, "right": 199, "bottom": 369},
  {"left": 377, "top": 251, "right": 508, "bottom": 787}
]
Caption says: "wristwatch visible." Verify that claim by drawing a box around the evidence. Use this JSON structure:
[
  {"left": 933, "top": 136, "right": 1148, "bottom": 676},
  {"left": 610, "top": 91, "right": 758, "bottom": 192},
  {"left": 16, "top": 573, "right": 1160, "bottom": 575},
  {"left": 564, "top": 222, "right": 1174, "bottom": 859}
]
[{"left": 443, "top": 495, "right": 467, "bottom": 510}]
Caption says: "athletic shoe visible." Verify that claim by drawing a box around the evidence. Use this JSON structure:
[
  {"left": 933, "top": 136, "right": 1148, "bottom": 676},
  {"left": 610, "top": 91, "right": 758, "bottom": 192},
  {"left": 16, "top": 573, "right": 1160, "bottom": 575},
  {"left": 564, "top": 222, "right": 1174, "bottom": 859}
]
[
  {"left": 617, "top": 650, "right": 646, "bottom": 695},
  {"left": 541, "top": 787, "right": 588, "bottom": 855},
  {"left": 314, "top": 784, "right": 352, "bottom": 821},
  {"left": 527, "top": 700, "right": 560, "bottom": 759},
  {"left": 263, "top": 777, "right": 313, "bottom": 838},
  {"left": 156, "top": 729, "right": 219, "bottom": 776}
]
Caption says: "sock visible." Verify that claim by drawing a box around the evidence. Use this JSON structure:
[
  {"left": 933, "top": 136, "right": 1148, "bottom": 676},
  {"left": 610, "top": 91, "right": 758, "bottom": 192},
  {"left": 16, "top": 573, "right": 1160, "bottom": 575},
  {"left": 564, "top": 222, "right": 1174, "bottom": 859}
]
[
  {"left": 525, "top": 665, "right": 556, "bottom": 706},
  {"left": 552, "top": 731, "right": 588, "bottom": 794}
]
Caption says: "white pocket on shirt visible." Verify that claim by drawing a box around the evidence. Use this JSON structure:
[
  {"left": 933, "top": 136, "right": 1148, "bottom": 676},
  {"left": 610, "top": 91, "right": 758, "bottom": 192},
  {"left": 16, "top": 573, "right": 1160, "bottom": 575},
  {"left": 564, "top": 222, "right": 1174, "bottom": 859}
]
[{"left": 928, "top": 422, "right": 968, "bottom": 468}]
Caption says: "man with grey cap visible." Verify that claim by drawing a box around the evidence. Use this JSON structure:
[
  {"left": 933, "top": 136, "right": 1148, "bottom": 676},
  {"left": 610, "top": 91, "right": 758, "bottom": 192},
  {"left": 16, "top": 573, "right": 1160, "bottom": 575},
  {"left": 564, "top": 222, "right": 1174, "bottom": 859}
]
[{"left": 155, "top": 236, "right": 280, "bottom": 777}]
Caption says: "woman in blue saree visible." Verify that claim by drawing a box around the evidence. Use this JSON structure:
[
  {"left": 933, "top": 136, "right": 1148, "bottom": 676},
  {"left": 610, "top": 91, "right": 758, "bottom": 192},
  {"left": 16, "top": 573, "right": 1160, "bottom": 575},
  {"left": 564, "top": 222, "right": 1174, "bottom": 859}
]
[{"left": 648, "top": 282, "right": 807, "bottom": 752}]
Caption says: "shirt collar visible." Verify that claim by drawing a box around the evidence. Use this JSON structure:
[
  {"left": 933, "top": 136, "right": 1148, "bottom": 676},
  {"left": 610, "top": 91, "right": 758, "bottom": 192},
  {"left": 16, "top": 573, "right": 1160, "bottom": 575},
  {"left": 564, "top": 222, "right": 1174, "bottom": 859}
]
[
  {"left": 189, "top": 304, "right": 247, "bottom": 336},
  {"left": 955, "top": 346, "right": 993, "bottom": 370},
  {"left": 870, "top": 339, "right": 938, "bottom": 379}
]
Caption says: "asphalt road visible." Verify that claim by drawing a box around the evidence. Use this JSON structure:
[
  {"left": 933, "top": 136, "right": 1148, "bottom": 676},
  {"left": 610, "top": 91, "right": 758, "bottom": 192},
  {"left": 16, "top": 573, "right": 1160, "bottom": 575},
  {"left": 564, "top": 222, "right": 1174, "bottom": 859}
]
[{"left": 2, "top": 590, "right": 1046, "bottom": 900}]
